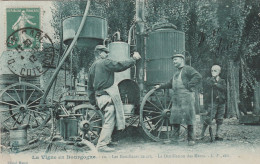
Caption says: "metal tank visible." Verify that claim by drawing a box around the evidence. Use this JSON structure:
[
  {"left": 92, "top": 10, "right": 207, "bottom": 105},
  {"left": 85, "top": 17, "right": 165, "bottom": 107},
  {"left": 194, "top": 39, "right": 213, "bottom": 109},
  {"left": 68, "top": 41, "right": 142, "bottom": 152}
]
[
  {"left": 63, "top": 16, "right": 107, "bottom": 49},
  {"left": 108, "top": 42, "right": 131, "bottom": 84},
  {"left": 145, "top": 28, "right": 185, "bottom": 85}
]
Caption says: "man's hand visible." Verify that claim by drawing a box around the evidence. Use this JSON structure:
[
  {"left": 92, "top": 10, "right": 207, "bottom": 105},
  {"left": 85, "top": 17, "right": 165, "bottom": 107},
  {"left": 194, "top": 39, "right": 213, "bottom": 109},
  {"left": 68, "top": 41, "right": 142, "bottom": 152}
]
[
  {"left": 133, "top": 52, "right": 141, "bottom": 60},
  {"left": 208, "top": 77, "right": 215, "bottom": 86},
  {"left": 154, "top": 85, "right": 160, "bottom": 89}
]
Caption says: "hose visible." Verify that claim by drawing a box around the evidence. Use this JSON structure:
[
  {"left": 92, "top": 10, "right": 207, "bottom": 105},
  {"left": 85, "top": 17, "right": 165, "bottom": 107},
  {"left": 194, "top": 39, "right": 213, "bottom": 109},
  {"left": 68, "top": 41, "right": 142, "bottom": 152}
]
[{"left": 40, "top": 0, "right": 91, "bottom": 104}]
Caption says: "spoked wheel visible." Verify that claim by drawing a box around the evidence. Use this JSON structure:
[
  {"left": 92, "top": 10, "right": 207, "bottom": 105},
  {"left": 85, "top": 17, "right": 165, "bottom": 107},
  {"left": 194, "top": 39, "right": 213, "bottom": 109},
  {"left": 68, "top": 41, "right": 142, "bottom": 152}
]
[
  {"left": 140, "top": 88, "right": 187, "bottom": 142},
  {"left": 0, "top": 82, "right": 51, "bottom": 131},
  {"left": 73, "top": 104, "right": 104, "bottom": 144}
]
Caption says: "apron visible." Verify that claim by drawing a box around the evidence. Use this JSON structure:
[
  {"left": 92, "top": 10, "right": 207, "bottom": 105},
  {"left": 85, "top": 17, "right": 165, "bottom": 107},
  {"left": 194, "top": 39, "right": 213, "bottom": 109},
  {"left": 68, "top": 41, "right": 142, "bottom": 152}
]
[
  {"left": 170, "top": 68, "right": 196, "bottom": 125},
  {"left": 104, "top": 84, "right": 125, "bottom": 130}
]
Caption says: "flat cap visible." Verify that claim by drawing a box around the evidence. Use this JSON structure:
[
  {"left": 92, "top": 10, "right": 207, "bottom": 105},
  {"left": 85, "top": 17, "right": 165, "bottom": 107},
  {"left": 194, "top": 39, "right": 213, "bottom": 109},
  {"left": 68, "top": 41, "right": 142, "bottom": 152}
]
[
  {"left": 171, "top": 53, "right": 185, "bottom": 59},
  {"left": 95, "top": 45, "right": 109, "bottom": 53}
]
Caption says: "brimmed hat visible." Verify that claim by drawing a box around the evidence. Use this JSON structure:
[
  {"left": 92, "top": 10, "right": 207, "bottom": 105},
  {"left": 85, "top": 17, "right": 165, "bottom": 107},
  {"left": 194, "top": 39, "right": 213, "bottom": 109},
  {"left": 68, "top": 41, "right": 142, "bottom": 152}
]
[
  {"left": 95, "top": 45, "right": 109, "bottom": 53},
  {"left": 171, "top": 53, "right": 185, "bottom": 59}
]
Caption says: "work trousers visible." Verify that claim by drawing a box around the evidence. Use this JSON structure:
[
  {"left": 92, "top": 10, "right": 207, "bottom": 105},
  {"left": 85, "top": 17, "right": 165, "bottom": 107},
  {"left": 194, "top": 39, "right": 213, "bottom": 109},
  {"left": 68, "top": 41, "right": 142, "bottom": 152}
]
[
  {"left": 96, "top": 95, "right": 116, "bottom": 148},
  {"left": 205, "top": 102, "right": 225, "bottom": 125}
]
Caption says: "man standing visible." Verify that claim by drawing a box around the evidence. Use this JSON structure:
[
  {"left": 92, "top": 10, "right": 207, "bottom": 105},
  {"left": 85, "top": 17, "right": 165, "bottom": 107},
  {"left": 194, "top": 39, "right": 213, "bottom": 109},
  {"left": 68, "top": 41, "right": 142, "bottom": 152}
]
[
  {"left": 87, "top": 45, "right": 141, "bottom": 152},
  {"left": 155, "top": 54, "right": 202, "bottom": 146},
  {"left": 200, "top": 65, "right": 226, "bottom": 141}
]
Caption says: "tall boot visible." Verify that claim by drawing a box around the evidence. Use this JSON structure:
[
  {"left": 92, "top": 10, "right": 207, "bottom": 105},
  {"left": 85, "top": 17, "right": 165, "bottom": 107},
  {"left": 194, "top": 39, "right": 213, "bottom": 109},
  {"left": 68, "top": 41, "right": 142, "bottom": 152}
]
[
  {"left": 188, "top": 125, "right": 195, "bottom": 146},
  {"left": 199, "top": 124, "right": 208, "bottom": 140},
  {"left": 164, "top": 124, "right": 180, "bottom": 144},
  {"left": 173, "top": 124, "right": 180, "bottom": 142},
  {"left": 215, "top": 124, "right": 223, "bottom": 141}
]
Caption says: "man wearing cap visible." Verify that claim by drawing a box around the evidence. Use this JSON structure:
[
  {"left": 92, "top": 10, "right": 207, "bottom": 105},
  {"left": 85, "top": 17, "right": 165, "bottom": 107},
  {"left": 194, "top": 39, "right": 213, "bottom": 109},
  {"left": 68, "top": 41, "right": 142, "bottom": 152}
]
[
  {"left": 200, "top": 65, "right": 226, "bottom": 141},
  {"left": 155, "top": 53, "right": 202, "bottom": 146},
  {"left": 87, "top": 45, "right": 141, "bottom": 152}
]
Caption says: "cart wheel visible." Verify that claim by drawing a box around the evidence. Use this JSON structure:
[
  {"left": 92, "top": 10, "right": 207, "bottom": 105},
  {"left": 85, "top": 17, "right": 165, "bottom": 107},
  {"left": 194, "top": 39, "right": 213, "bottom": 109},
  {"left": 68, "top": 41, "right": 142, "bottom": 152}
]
[
  {"left": 0, "top": 82, "right": 51, "bottom": 131},
  {"left": 140, "top": 88, "right": 184, "bottom": 142},
  {"left": 73, "top": 104, "right": 104, "bottom": 144}
]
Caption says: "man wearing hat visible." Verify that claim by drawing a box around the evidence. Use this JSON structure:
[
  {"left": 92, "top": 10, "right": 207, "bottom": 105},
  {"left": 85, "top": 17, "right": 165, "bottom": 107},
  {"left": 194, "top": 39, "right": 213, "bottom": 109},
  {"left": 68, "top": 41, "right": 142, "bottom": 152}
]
[
  {"left": 155, "top": 53, "right": 202, "bottom": 146},
  {"left": 87, "top": 45, "right": 141, "bottom": 152}
]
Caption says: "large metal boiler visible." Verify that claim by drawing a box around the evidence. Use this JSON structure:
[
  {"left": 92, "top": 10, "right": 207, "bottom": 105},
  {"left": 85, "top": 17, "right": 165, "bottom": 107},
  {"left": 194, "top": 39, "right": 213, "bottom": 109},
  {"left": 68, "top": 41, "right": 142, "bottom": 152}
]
[
  {"left": 145, "top": 27, "right": 185, "bottom": 85},
  {"left": 108, "top": 41, "right": 131, "bottom": 84}
]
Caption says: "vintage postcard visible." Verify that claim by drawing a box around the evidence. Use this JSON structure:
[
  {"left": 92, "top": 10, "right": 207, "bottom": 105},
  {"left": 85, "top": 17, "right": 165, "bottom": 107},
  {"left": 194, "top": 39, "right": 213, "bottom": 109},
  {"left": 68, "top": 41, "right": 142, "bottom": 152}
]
[{"left": 0, "top": 0, "right": 260, "bottom": 164}]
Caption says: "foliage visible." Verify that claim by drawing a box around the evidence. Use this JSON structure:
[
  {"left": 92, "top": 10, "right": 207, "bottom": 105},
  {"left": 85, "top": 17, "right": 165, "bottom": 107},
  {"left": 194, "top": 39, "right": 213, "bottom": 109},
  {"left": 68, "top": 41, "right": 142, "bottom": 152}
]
[
  {"left": 144, "top": 0, "right": 259, "bottom": 95},
  {"left": 50, "top": 0, "right": 260, "bottom": 96},
  {"left": 51, "top": 0, "right": 135, "bottom": 77}
]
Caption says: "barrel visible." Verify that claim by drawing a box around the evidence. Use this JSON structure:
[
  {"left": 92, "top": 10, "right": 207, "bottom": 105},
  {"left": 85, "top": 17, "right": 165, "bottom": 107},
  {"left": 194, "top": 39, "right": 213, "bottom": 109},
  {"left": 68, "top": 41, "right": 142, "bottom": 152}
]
[
  {"left": 146, "top": 28, "right": 185, "bottom": 85},
  {"left": 10, "top": 129, "right": 27, "bottom": 146},
  {"left": 63, "top": 16, "right": 108, "bottom": 49}
]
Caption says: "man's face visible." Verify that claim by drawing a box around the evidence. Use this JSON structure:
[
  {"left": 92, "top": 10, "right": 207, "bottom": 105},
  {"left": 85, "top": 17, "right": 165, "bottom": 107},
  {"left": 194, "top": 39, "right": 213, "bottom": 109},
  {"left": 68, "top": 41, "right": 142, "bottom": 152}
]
[
  {"left": 211, "top": 68, "right": 220, "bottom": 77},
  {"left": 172, "top": 57, "right": 183, "bottom": 68}
]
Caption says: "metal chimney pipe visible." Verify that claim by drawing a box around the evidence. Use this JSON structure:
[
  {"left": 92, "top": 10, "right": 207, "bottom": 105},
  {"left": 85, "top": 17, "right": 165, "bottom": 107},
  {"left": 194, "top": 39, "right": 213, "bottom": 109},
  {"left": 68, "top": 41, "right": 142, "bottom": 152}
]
[{"left": 135, "top": 0, "right": 145, "bottom": 96}]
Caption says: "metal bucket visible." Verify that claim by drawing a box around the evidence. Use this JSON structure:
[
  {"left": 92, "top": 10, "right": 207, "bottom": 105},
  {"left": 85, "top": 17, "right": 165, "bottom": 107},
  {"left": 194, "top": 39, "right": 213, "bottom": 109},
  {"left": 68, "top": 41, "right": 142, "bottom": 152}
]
[
  {"left": 123, "top": 104, "right": 134, "bottom": 118},
  {"left": 59, "top": 117, "right": 78, "bottom": 140},
  {"left": 10, "top": 128, "right": 27, "bottom": 146}
]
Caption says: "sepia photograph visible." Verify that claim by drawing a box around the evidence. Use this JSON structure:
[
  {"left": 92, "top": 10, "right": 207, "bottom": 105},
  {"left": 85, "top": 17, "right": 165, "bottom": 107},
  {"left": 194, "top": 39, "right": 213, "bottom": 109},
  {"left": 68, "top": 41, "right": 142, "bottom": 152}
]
[{"left": 0, "top": 0, "right": 260, "bottom": 163}]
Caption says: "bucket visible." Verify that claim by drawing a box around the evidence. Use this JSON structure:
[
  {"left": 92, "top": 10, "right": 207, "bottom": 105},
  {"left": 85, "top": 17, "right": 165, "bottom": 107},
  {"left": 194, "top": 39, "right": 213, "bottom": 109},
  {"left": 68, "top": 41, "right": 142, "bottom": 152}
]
[
  {"left": 123, "top": 104, "right": 134, "bottom": 118},
  {"left": 10, "top": 128, "right": 27, "bottom": 147},
  {"left": 59, "top": 117, "right": 78, "bottom": 140}
]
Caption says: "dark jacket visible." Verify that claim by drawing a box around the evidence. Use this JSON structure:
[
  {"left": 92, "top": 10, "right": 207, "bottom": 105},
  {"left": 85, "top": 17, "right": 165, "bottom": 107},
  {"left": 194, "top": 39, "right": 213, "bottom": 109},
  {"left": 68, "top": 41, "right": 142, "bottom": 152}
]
[
  {"left": 87, "top": 58, "right": 135, "bottom": 105},
  {"left": 159, "top": 65, "right": 202, "bottom": 92},
  {"left": 203, "top": 76, "right": 226, "bottom": 105}
]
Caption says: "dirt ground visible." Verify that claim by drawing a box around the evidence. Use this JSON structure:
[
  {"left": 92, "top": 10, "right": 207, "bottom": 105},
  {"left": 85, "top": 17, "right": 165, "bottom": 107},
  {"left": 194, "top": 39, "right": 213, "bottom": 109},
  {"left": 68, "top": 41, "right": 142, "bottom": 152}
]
[
  {"left": 1, "top": 116, "right": 260, "bottom": 163},
  {"left": 111, "top": 116, "right": 260, "bottom": 155}
]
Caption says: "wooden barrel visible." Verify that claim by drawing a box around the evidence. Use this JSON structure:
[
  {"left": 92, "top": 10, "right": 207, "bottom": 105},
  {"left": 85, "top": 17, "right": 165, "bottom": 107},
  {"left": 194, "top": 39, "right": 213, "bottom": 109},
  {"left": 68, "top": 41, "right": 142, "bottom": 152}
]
[{"left": 10, "top": 129, "right": 27, "bottom": 146}]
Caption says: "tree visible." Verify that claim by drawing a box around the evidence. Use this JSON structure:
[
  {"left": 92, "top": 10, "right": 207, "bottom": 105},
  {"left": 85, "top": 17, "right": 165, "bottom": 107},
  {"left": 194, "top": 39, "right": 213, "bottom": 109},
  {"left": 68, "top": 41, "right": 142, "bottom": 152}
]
[{"left": 50, "top": 0, "right": 260, "bottom": 115}]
